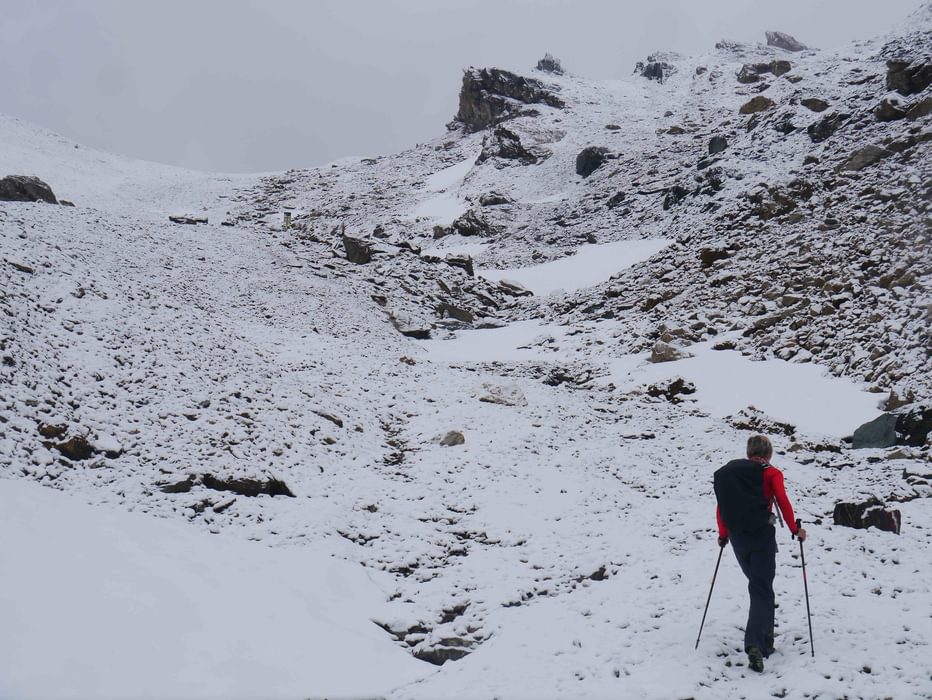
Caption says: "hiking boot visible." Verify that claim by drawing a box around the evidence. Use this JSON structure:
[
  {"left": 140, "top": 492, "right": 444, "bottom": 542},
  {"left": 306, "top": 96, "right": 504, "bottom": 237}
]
[
  {"left": 764, "top": 633, "right": 775, "bottom": 658},
  {"left": 747, "top": 646, "right": 765, "bottom": 673}
]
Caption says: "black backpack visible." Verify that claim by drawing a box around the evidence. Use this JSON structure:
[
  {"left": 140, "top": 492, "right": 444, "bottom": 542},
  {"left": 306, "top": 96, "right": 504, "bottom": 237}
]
[{"left": 714, "top": 459, "right": 771, "bottom": 534}]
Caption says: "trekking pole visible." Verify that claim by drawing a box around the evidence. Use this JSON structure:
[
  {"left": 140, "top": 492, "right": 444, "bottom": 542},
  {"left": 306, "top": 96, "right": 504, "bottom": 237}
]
[
  {"left": 794, "top": 518, "right": 815, "bottom": 657},
  {"left": 695, "top": 543, "right": 725, "bottom": 649}
]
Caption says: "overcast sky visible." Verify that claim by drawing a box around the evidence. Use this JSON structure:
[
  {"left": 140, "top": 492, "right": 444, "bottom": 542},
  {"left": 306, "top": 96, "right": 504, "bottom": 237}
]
[{"left": 1, "top": 0, "right": 924, "bottom": 173}]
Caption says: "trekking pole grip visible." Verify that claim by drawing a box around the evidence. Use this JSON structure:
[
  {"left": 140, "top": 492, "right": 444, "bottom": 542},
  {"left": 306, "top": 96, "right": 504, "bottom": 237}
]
[{"left": 793, "top": 517, "right": 801, "bottom": 539}]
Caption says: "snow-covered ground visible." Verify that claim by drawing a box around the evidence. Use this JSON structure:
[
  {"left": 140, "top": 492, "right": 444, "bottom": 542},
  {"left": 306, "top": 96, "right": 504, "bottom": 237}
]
[{"left": 2, "top": 5, "right": 931, "bottom": 698}]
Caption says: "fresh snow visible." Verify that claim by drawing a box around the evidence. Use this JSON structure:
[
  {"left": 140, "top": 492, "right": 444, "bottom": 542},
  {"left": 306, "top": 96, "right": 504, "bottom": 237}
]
[
  {"left": 2, "top": 7, "right": 931, "bottom": 699},
  {"left": 0, "top": 479, "right": 427, "bottom": 699},
  {"left": 479, "top": 239, "right": 672, "bottom": 295}
]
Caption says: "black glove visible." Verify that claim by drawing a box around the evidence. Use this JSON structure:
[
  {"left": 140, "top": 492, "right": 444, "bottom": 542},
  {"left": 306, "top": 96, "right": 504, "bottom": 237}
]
[{"left": 718, "top": 536, "right": 728, "bottom": 548}]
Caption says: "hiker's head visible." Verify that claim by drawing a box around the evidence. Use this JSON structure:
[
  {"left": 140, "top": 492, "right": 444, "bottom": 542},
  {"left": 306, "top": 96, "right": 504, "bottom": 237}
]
[{"left": 746, "top": 434, "right": 772, "bottom": 460}]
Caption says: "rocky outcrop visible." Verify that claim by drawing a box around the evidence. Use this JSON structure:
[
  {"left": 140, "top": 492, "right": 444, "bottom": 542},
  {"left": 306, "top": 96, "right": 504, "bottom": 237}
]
[
  {"left": 576, "top": 146, "right": 609, "bottom": 177},
  {"left": 765, "top": 30, "right": 809, "bottom": 52},
  {"left": 452, "top": 209, "right": 499, "bottom": 237},
  {"left": 455, "top": 67, "right": 564, "bottom": 132},
  {"left": 343, "top": 234, "right": 373, "bottom": 263},
  {"left": 635, "top": 53, "right": 679, "bottom": 83},
  {"left": 536, "top": 53, "right": 564, "bottom": 75},
  {"left": 477, "top": 126, "right": 540, "bottom": 165},
  {"left": 0, "top": 175, "right": 58, "bottom": 204},
  {"left": 833, "top": 499, "right": 901, "bottom": 534},
  {"left": 478, "top": 192, "right": 512, "bottom": 206},
  {"left": 737, "top": 60, "right": 792, "bottom": 83},
  {"left": 886, "top": 59, "right": 932, "bottom": 96},
  {"left": 851, "top": 406, "right": 931, "bottom": 448}
]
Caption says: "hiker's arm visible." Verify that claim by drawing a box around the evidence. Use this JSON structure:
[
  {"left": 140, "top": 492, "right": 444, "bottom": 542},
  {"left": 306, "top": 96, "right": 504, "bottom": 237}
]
[
  {"left": 716, "top": 505, "right": 728, "bottom": 540},
  {"left": 770, "top": 469, "right": 799, "bottom": 535}
]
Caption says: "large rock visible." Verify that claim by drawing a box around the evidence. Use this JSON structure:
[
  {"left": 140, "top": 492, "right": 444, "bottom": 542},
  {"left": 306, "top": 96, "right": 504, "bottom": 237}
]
[
  {"left": 886, "top": 60, "right": 932, "bottom": 96},
  {"left": 800, "top": 98, "right": 829, "bottom": 113},
  {"left": 477, "top": 125, "right": 539, "bottom": 165},
  {"left": 575, "top": 146, "right": 609, "bottom": 177},
  {"left": 451, "top": 209, "right": 498, "bottom": 237},
  {"left": 708, "top": 135, "right": 728, "bottom": 155},
  {"left": 479, "top": 383, "right": 528, "bottom": 407},
  {"left": 649, "top": 340, "right": 692, "bottom": 363},
  {"left": 438, "top": 430, "right": 465, "bottom": 447},
  {"left": 342, "top": 234, "right": 372, "bottom": 263},
  {"left": 0, "top": 175, "right": 58, "bottom": 204},
  {"left": 739, "top": 96, "right": 775, "bottom": 114},
  {"left": 455, "top": 67, "right": 564, "bottom": 132},
  {"left": 833, "top": 499, "right": 901, "bottom": 534},
  {"left": 765, "top": 30, "right": 808, "bottom": 52},
  {"left": 851, "top": 407, "right": 932, "bottom": 448},
  {"left": 737, "top": 60, "right": 792, "bottom": 83},
  {"left": 896, "top": 405, "right": 932, "bottom": 446},
  {"left": 852, "top": 414, "right": 898, "bottom": 448},
  {"left": 838, "top": 145, "right": 894, "bottom": 172},
  {"left": 807, "top": 112, "right": 849, "bottom": 142},
  {"left": 536, "top": 53, "right": 564, "bottom": 75},
  {"left": 635, "top": 52, "right": 680, "bottom": 83},
  {"left": 875, "top": 98, "right": 907, "bottom": 121}
]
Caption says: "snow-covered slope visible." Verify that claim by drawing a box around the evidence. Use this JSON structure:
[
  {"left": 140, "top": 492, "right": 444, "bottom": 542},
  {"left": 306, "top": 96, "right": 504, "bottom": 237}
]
[{"left": 1, "top": 4, "right": 931, "bottom": 699}]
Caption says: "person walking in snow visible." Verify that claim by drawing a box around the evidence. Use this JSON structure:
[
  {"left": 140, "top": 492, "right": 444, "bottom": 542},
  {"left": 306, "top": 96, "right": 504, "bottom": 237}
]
[{"left": 713, "top": 434, "right": 807, "bottom": 673}]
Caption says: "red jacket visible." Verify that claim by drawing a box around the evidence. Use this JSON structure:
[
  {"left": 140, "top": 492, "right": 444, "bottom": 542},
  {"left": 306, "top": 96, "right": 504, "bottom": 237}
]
[{"left": 716, "top": 457, "right": 799, "bottom": 538}]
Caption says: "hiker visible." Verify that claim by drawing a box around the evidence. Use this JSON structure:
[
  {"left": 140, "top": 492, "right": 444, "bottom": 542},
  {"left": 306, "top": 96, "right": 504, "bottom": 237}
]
[{"left": 713, "top": 434, "right": 807, "bottom": 673}]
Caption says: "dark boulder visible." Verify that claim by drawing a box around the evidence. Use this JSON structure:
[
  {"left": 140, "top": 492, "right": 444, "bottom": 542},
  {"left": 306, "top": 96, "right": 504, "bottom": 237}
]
[
  {"left": 765, "top": 30, "right": 808, "bottom": 52},
  {"left": 738, "top": 60, "right": 792, "bottom": 83},
  {"left": 452, "top": 209, "right": 498, "bottom": 237},
  {"left": 895, "top": 405, "right": 932, "bottom": 447},
  {"left": 455, "top": 67, "right": 564, "bottom": 132},
  {"left": 169, "top": 215, "right": 207, "bottom": 225},
  {"left": 342, "top": 234, "right": 372, "bottom": 263},
  {"left": 708, "top": 135, "right": 728, "bottom": 155},
  {"left": 886, "top": 59, "right": 932, "bottom": 96},
  {"left": 739, "top": 96, "right": 775, "bottom": 114},
  {"left": 807, "top": 112, "right": 849, "bottom": 142},
  {"left": 576, "top": 146, "right": 609, "bottom": 178},
  {"left": 800, "top": 98, "right": 829, "bottom": 113},
  {"left": 536, "top": 53, "right": 564, "bottom": 75},
  {"left": 0, "top": 175, "right": 58, "bottom": 204},
  {"left": 645, "top": 377, "right": 696, "bottom": 403},
  {"left": 50, "top": 435, "right": 96, "bottom": 461},
  {"left": 852, "top": 414, "right": 898, "bottom": 448},
  {"left": 202, "top": 474, "right": 295, "bottom": 497},
  {"left": 833, "top": 498, "right": 901, "bottom": 535},
  {"left": 699, "top": 247, "right": 730, "bottom": 267},
  {"left": 635, "top": 53, "right": 678, "bottom": 83},
  {"left": 477, "top": 125, "right": 539, "bottom": 165}
]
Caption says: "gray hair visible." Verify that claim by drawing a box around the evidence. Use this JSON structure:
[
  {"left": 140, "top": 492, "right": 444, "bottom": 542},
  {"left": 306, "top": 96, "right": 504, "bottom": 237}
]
[{"left": 746, "top": 434, "right": 773, "bottom": 460}]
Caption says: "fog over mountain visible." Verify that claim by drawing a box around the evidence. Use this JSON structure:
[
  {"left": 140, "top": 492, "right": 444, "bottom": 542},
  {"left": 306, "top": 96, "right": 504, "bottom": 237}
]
[{"left": 0, "top": 0, "right": 925, "bottom": 171}]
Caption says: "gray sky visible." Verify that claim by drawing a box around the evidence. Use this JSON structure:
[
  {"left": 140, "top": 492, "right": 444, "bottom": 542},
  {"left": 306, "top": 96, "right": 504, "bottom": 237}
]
[{"left": 1, "top": 0, "right": 924, "bottom": 173}]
